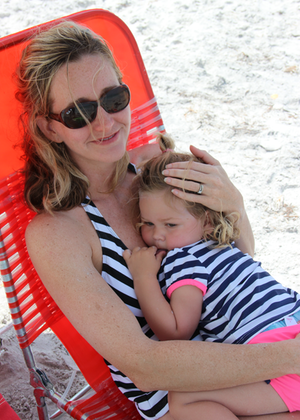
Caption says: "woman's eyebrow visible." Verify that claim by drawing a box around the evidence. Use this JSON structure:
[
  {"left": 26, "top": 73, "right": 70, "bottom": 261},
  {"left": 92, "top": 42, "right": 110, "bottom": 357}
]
[{"left": 62, "top": 84, "right": 120, "bottom": 107}]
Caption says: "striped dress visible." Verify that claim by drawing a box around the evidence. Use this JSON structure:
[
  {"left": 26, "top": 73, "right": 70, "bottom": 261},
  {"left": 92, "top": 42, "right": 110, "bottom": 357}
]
[
  {"left": 161, "top": 239, "right": 300, "bottom": 344},
  {"left": 82, "top": 175, "right": 202, "bottom": 419}
]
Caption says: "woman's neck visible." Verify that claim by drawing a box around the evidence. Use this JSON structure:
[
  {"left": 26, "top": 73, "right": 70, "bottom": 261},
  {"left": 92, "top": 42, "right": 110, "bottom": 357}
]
[
  {"left": 78, "top": 153, "right": 130, "bottom": 198},
  {"left": 81, "top": 160, "right": 117, "bottom": 195},
  {"left": 88, "top": 162, "right": 132, "bottom": 202}
]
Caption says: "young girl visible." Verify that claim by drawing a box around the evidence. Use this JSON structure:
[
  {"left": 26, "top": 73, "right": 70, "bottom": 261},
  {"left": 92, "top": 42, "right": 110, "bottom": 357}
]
[{"left": 123, "top": 134, "right": 300, "bottom": 418}]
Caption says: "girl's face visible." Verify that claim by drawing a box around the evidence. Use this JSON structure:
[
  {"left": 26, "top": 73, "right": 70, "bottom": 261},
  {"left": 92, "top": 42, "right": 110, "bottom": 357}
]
[
  {"left": 139, "top": 190, "right": 207, "bottom": 252},
  {"left": 45, "top": 54, "right": 131, "bottom": 171}
]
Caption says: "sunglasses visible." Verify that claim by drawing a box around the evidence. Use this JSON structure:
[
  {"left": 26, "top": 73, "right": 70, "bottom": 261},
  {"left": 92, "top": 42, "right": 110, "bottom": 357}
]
[{"left": 48, "top": 84, "right": 130, "bottom": 129}]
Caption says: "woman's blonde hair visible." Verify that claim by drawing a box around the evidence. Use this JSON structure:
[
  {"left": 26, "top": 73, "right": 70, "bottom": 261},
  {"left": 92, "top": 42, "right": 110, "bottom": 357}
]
[
  {"left": 16, "top": 21, "right": 129, "bottom": 213},
  {"left": 133, "top": 133, "right": 240, "bottom": 248}
]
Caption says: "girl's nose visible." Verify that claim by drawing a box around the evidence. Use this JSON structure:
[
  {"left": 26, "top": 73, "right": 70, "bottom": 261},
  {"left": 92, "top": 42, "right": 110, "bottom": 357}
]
[{"left": 153, "top": 227, "right": 164, "bottom": 241}]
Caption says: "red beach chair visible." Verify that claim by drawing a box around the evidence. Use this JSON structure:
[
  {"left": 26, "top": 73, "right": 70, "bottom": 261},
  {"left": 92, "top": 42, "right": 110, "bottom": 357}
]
[{"left": 0, "top": 9, "right": 165, "bottom": 420}]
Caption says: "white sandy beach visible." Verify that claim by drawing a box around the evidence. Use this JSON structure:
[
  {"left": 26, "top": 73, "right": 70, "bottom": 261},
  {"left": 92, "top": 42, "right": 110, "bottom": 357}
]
[{"left": 0, "top": 0, "right": 299, "bottom": 418}]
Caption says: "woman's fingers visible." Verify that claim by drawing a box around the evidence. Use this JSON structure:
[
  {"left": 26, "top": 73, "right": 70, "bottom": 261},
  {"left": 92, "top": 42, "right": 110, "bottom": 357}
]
[
  {"left": 163, "top": 148, "right": 244, "bottom": 214},
  {"left": 163, "top": 172, "right": 207, "bottom": 194},
  {"left": 162, "top": 162, "right": 214, "bottom": 194},
  {"left": 190, "top": 145, "right": 221, "bottom": 166},
  {"left": 164, "top": 160, "right": 212, "bottom": 175},
  {"left": 171, "top": 188, "right": 219, "bottom": 211},
  {"left": 163, "top": 161, "right": 221, "bottom": 199}
]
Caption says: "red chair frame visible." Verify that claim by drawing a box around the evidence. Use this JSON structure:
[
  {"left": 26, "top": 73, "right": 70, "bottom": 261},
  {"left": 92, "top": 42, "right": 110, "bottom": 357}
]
[{"left": 0, "top": 9, "right": 165, "bottom": 420}]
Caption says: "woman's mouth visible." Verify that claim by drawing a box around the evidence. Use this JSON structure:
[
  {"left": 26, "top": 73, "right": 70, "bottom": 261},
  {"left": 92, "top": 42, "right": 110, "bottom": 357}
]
[
  {"left": 101, "top": 133, "right": 116, "bottom": 141},
  {"left": 93, "top": 131, "right": 119, "bottom": 144}
]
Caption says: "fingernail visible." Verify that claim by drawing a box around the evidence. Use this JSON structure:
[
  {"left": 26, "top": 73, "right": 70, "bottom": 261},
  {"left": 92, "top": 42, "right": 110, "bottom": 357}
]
[{"left": 162, "top": 169, "right": 169, "bottom": 176}]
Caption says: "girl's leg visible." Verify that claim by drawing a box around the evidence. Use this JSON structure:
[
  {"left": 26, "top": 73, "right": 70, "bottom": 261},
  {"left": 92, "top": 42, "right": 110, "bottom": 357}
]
[
  {"left": 169, "top": 398, "right": 239, "bottom": 420},
  {"left": 169, "top": 381, "right": 288, "bottom": 420}
]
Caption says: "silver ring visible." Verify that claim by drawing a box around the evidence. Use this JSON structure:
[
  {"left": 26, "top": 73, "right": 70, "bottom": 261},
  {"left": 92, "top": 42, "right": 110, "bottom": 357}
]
[{"left": 197, "top": 183, "right": 203, "bottom": 195}]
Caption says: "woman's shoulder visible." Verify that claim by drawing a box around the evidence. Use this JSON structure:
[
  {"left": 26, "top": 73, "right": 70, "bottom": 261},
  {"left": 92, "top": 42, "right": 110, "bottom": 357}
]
[
  {"left": 25, "top": 206, "right": 103, "bottom": 274},
  {"left": 25, "top": 206, "right": 91, "bottom": 247},
  {"left": 27, "top": 206, "right": 83, "bottom": 227}
]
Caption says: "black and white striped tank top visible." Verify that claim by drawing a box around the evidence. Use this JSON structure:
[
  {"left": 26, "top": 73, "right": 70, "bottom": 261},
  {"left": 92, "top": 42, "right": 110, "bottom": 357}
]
[{"left": 81, "top": 171, "right": 170, "bottom": 419}]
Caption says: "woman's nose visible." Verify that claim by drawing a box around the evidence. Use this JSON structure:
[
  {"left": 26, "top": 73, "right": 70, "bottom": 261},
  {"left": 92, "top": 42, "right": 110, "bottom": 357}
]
[{"left": 92, "top": 105, "right": 114, "bottom": 131}]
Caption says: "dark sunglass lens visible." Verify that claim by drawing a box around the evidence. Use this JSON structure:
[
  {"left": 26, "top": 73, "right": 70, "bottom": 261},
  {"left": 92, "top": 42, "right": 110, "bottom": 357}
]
[
  {"left": 101, "top": 86, "right": 130, "bottom": 114},
  {"left": 58, "top": 86, "right": 129, "bottom": 128},
  {"left": 63, "top": 102, "right": 98, "bottom": 129}
]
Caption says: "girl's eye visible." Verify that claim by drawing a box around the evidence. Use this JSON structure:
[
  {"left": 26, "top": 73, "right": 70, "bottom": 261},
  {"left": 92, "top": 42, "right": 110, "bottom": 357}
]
[
  {"left": 143, "top": 221, "right": 153, "bottom": 227},
  {"left": 166, "top": 224, "right": 177, "bottom": 228}
]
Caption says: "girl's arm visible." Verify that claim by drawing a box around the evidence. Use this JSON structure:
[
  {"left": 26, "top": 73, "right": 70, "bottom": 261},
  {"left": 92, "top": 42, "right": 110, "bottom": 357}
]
[
  {"left": 123, "top": 247, "right": 203, "bottom": 340},
  {"left": 163, "top": 146, "right": 255, "bottom": 257}
]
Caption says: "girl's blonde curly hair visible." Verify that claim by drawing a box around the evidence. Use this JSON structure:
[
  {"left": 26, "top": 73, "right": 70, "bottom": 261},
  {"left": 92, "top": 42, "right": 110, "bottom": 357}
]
[{"left": 132, "top": 133, "right": 240, "bottom": 248}]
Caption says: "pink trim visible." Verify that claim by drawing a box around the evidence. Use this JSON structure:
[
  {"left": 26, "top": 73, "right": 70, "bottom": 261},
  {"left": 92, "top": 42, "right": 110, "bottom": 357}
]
[{"left": 166, "top": 279, "right": 207, "bottom": 299}]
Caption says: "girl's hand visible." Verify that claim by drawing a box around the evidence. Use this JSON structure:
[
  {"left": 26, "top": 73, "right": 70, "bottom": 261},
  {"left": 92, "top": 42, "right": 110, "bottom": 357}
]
[
  {"left": 123, "top": 246, "right": 166, "bottom": 282},
  {"left": 163, "top": 145, "right": 243, "bottom": 215}
]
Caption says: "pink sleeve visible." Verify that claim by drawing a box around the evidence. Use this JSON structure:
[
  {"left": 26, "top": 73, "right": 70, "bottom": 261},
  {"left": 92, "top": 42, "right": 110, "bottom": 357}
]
[{"left": 166, "top": 279, "right": 207, "bottom": 299}]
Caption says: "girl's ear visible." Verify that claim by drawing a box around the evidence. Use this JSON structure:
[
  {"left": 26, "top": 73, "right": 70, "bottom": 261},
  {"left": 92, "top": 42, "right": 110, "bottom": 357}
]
[
  {"left": 36, "top": 116, "right": 64, "bottom": 143},
  {"left": 203, "top": 211, "right": 214, "bottom": 234}
]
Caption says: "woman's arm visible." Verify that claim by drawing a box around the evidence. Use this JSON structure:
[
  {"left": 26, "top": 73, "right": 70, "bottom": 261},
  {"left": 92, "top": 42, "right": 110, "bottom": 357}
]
[
  {"left": 123, "top": 246, "right": 203, "bottom": 340},
  {"left": 25, "top": 211, "right": 300, "bottom": 394},
  {"left": 163, "top": 146, "right": 255, "bottom": 256}
]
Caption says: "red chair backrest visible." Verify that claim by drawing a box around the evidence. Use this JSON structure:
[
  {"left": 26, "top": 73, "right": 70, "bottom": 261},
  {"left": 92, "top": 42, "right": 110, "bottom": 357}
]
[
  {"left": 0, "top": 8, "right": 164, "bottom": 178},
  {"left": 0, "top": 9, "right": 164, "bottom": 393}
]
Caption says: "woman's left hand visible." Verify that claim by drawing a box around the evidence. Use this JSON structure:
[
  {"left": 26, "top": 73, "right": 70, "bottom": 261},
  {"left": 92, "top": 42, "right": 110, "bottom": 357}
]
[
  {"left": 163, "top": 145, "right": 255, "bottom": 256},
  {"left": 163, "top": 145, "right": 243, "bottom": 215}
]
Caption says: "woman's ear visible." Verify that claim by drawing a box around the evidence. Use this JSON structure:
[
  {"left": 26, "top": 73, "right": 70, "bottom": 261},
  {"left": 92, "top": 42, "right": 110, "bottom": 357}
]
[{"left": 36, "top": 116, "right": 64, "bottom": 143}]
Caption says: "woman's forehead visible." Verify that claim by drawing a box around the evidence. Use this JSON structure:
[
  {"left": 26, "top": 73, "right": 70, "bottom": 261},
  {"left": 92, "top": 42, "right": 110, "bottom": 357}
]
[{"left": 50, "top": 54, "right": 118, "bottom": 104}]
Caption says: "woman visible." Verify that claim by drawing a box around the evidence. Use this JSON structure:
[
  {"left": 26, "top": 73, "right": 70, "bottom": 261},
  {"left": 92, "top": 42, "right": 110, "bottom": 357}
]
[{"left": 18, "top": 22, "right": 300, "bottom": 420}]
